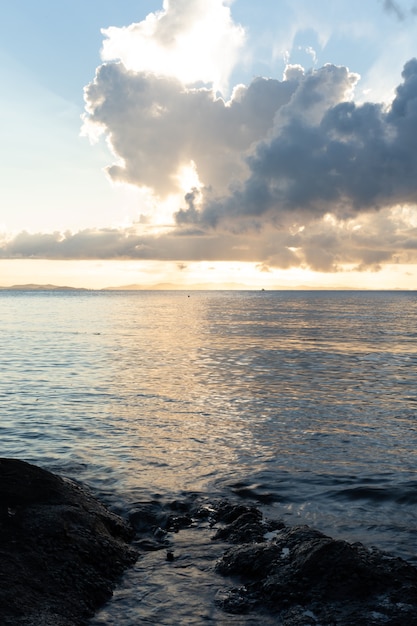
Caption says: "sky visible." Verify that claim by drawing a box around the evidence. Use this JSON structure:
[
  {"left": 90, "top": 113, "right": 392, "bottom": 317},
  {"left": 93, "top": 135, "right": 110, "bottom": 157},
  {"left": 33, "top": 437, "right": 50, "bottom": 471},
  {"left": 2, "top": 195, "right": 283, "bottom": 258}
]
[{"left": 1, "top": 0, "right": 417, "bottom": 289}]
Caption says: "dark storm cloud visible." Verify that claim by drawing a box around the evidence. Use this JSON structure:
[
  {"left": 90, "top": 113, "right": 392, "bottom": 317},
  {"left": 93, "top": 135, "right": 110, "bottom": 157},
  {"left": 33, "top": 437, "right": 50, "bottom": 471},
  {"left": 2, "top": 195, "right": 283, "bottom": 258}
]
[{"left": 180, "top": 59, "right": 417, "bottom": 228}]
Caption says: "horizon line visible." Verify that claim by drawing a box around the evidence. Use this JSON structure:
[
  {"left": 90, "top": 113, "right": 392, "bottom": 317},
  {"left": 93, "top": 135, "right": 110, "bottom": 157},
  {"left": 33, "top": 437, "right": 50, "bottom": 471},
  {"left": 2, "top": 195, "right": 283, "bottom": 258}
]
[{"left": 0, "top": 283, "right": 415, "bottom": 292}]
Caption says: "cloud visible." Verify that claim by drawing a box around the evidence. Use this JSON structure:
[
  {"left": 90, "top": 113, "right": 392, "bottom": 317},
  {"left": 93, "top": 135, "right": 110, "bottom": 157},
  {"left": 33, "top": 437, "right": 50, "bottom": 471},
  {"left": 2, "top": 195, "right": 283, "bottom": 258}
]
[
  {"left": 75, "top": 1, "right": 417, "bottom": 277},
  {"left": 2, "top": 205, "right": 417, "bottom": 274},
  {"left": 178, "top": 59, "right": 417, "bottom": 228},
  {"left": 84, "top": 66, "right": 296, "bottom": 197},
  {"left": 0, "top": 229, "right": 148, "bottom": 260},
  {"left": 86, "top": 49, "right": 417, "bottom": 229},
  {"left": 100, "top": 0, "right": 245, "bottom": 94}
]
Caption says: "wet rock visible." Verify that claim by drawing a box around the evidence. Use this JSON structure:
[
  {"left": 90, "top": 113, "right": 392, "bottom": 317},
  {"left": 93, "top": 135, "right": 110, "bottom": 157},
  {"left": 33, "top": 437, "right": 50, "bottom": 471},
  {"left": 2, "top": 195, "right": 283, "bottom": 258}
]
[
  {"left": 16, "top": 475, "right": 409, "bottom": 626},
  {"left": 0, "top": 458, "right": 137, "bottom": 626},
  {"left": 211, "top": 500, "right": 263, "bottom": 525},
  {"left": 213, "top": 509, "right": 284, "bottom": 544},
  {"left": 214, "top": 511, "right": 417, "bottom": 625},
  {"left": 127, "top": 500, "right": 193, "bottom": 550},
  {"left": 214, "top": 585, "right": 254, "bottom": 614},
  {"left": 128, "top": 502, "right": 166, "bottom": 533},
  {"left": 166, "top": 513, "right": 194, "bottom": 532},
  {"left": 77, "top": 493, "right": 417, "bottom": 625}
]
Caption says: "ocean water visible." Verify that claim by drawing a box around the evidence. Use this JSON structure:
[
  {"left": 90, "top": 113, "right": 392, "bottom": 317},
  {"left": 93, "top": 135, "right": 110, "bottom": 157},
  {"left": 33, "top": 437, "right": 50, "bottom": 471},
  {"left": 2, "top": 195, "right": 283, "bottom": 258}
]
[{"left": 1, "top": 289, "right": 417, "bottom": 622}]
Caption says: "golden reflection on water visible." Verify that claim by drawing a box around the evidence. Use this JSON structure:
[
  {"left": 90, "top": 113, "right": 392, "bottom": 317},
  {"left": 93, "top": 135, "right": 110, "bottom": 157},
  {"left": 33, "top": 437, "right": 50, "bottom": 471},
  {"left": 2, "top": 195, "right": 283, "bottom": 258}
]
[
  {"left": 89, "top": 292, "right": 256, "bottom": 493},
  {"left": 66, "top": 290, "right": 417, "bottom": 498}
]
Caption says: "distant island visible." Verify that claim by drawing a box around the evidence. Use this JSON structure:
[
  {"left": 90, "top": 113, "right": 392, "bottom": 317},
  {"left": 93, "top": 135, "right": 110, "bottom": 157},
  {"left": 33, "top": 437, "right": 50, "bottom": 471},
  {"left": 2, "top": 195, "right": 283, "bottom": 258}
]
[
  {"left": 0, "top": 282, "right": 255, "bottom": 291},
  {"left": 0, "top": 284, "right": 89, "bottom": 291}
]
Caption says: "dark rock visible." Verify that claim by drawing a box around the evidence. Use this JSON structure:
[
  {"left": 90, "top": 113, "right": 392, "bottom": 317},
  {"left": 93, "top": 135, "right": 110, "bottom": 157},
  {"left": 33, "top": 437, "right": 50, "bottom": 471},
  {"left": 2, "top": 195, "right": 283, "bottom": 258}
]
[
  {"left": 214, "top": 585, "right": 254, "bottom": 614},
  {"left": 127, "top": 502, "right": 175, "bottom": 551},
  {"left": 10, "top": 464, "right": 411, "bottom": 626},
  {"left": 166, "top": 514, "right": 194, "bottom": 532},
  {"left": 213, "top": 510, "right": 284, "bottom": 544},
  {"left": 128, "top": 501, "right": 166, "bottom": 533},
  {"left": 166, "top": 549, "right": 175, "bottom": 561},
  {"left": 214, "top": 512, "right": 417, "bottom": 625},
  {"left": 0, "top": 458, "right": 137, "bottom": 626},
  {"left": 127, "top": 498, "right": 199, "bottom": 551},
  {"left": 211, "top": 500, "right": 263, "bottom": 525}
]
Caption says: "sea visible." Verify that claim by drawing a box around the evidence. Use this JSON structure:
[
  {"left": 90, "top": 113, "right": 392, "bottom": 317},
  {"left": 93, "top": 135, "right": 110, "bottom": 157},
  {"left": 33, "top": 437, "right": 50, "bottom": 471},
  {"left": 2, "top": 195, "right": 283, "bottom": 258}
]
[{"left": 1, "top": 289, "right": 417, "bottom": 623}]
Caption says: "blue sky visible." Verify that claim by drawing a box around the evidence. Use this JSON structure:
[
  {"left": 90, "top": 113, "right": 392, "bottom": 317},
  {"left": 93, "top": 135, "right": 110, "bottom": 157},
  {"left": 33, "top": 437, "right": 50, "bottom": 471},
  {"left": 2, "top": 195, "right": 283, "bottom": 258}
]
[{"left": 1, "top": 0, "right": 417, "bottom": 288}]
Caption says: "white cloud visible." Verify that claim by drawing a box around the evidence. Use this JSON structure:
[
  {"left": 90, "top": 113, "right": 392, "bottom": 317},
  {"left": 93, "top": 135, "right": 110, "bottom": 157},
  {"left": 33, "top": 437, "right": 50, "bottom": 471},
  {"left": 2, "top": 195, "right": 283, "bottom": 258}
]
[{"left": 100, "top": 0, "right": 245, "bottom": 94}]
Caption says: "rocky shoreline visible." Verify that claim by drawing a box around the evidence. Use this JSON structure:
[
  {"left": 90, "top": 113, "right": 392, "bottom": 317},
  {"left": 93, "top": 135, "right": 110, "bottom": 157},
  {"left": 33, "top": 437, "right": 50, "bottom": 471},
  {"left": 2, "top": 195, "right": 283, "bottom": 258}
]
[
  {"left": 0, "top": 458, "right": 137, "bottom": 625},
  {"left": 1, "top": 459, "right": 417, "bottom": 625}
]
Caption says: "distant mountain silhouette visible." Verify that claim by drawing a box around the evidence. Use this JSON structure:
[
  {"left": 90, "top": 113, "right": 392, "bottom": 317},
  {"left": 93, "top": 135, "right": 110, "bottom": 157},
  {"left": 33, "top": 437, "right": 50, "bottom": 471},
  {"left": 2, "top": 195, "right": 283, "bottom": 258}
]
[{"left": 0, "top": 284, "right": 88, "bottom": 291}]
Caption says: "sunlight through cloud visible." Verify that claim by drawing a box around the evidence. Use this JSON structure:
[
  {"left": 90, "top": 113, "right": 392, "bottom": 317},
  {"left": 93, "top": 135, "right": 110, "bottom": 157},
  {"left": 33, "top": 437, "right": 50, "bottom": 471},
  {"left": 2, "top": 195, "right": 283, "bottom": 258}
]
[{"left": 101, "top": 0, "right": 245, "bottom": 94}]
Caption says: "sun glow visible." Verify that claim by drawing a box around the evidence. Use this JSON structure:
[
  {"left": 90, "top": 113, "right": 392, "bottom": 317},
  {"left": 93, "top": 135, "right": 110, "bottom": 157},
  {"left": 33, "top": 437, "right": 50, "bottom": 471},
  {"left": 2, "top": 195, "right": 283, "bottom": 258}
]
[
  {"left": 175, "top": 160, "right": 203, "bottom": 194},
  {"left": 101, "top": 0, "right": 245, "bottom": 93}
]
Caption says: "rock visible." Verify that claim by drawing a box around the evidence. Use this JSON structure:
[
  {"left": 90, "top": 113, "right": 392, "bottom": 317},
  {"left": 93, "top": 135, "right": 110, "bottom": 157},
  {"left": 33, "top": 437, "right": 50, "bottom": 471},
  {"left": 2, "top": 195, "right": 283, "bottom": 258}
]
[
  {"left": 9, "top": 463, "right": 414, "bottom": 626},
  {"left": 122, "top": 496, "right": 417, "bottom": 623},
  {"left": 214, "top": 507, "right": 417, "bottom": 625},
  {"left": 211, "top": 501, "right": 284, "bottom": 544},
  {"left": 0, "top": 458, "right": 137, "bottom": 626}
]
